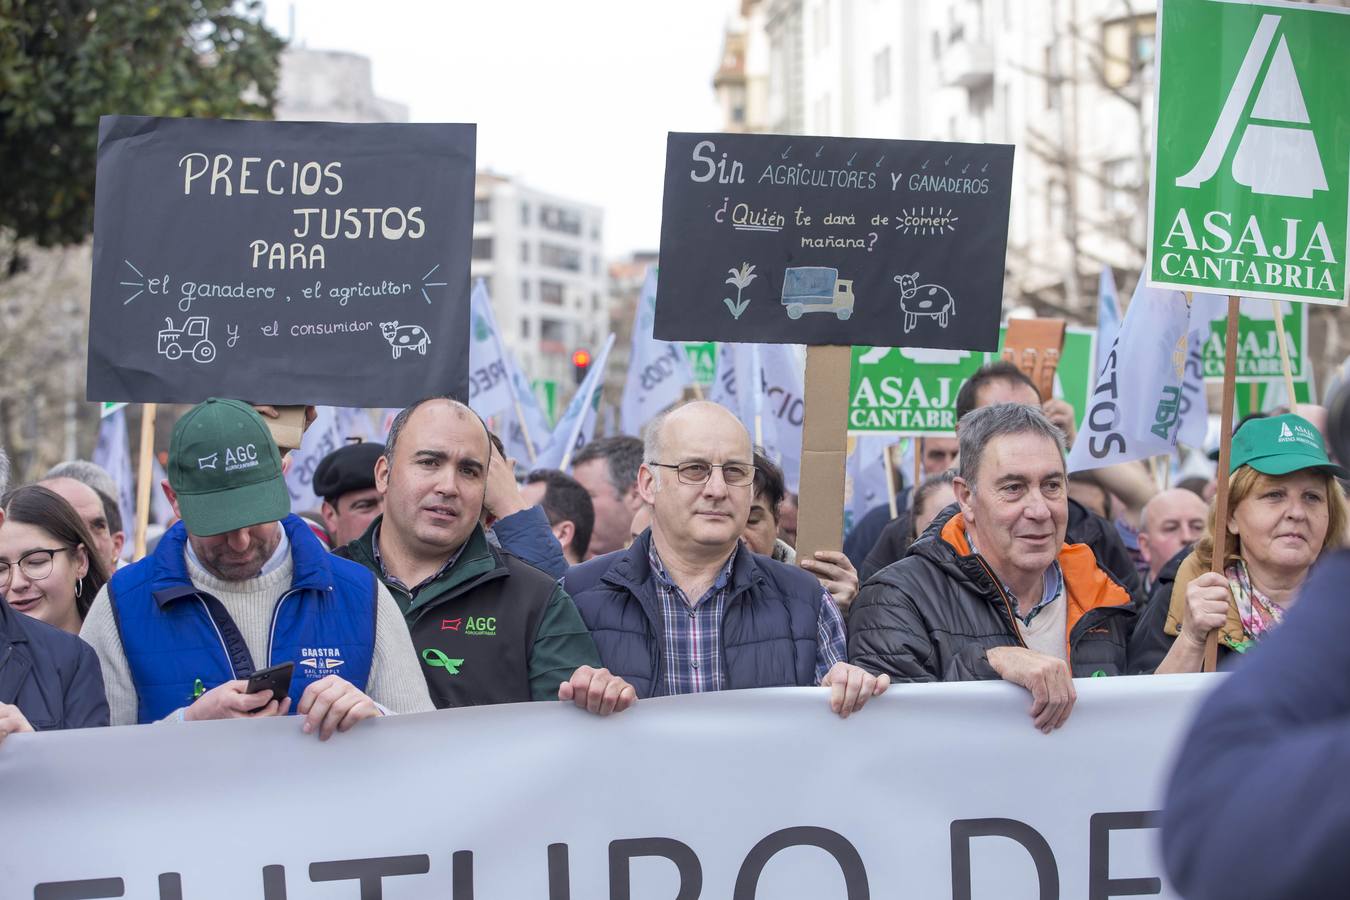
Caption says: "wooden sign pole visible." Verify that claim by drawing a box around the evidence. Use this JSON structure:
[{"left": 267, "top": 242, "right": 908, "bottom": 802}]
[
  {"left": 511, "top": 393, "right": 538, "bottom": 464},
  {"left": 796, "top": 345, "right": 852, "bottom": 565},
  {"left": 912, "top": 436, "right": 923, "bottom": 496},
  {"left": 133, "top": 403, "right": 158, "bottom": 562},
  {"left": 883, "top": 443, "right": 898, "bottom": 521},
  {"left": 1203, "top": 296, "right": 1242, "bottom": 672},
  {"left": 1272, "top": 301, "right": 1299, "bottom": 407}
]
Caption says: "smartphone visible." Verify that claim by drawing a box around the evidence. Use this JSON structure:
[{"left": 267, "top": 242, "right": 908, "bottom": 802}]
[{"left": 245, "top": 662, "right": 294, "bottom": 709}]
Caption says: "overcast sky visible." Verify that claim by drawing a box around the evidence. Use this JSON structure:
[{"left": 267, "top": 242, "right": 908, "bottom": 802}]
[{"left": 264, "top": 1, "right": 730, "bottom": 258}]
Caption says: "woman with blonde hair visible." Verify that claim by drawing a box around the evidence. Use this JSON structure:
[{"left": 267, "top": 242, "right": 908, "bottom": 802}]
[{"left": 1130, "top": 414, "right": 1348, "bottom": 674}]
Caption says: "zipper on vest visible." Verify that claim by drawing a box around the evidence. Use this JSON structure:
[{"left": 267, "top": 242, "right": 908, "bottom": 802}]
[
  {"left": 266, "top": 588, "right": 305, "bottom": 668},
  {"left": 972, "top": 556, "right": 1028, "bottom": 649}
]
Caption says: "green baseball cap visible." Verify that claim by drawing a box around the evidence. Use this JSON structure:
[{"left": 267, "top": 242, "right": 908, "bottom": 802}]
[
  {"left": 1229, "top": 413, "right": 1349, "bottom": 479},
  {"left": 167, "top": 399, "right": 290, "bottom": 536}
]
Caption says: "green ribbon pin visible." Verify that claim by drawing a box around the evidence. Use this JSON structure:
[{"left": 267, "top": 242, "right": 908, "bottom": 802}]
[{"left": 422, "top": 648, "right": 465, "bottom": 675}]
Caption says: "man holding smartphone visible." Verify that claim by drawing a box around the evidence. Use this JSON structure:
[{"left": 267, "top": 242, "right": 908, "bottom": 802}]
[{"left": 80, "top": 399, "right": 434, "bottom": 738}]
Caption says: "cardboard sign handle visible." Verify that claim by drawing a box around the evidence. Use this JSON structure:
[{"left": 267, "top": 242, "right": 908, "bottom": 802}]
[
  {"left": 133, "top": 403, "right": 157, "bottom": 562},
  {"left": 1204, "top": 296, "right": 1243, "bottom": 673},
  {"left": 264, "top": 406, "right": 308, "bottom": 452},
  {"left": 1272, "top": 301, "right": 1298, "bottom": 408},
  {"left": 796, "top": 345, "right": 851, "bottom": 566}
]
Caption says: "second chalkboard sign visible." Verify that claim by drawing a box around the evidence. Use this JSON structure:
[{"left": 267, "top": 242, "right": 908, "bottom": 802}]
[{"left": 654, "top": 132, "right": 1014, "bottom": 351}]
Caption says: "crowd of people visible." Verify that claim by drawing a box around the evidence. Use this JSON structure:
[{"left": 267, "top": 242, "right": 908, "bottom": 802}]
[{"left": 2, "top": 359, "right": 1347, "bottom": 748}]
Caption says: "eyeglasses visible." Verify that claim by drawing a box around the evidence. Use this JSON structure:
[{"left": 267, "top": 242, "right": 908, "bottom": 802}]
[
  {"left": 648, "top": 461, "right": 756, "bottom": 486},
  {"left": 0, "top": 547, "right": 71, "bottom": 584}
]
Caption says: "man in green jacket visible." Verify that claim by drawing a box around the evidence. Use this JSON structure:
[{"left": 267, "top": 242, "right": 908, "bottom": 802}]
[{"left": 341, "top": 397, "right": 635, "bottom": 715}]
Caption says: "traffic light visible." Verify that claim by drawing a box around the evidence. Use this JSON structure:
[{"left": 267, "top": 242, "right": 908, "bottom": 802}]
[{"left": 571, "top": 348, "right": 592, "bottom": 385}]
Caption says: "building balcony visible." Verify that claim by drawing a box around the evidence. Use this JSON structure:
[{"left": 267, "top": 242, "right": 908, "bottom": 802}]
[{"left": 943, "top": 35, "right": 994, "bottom": 89}]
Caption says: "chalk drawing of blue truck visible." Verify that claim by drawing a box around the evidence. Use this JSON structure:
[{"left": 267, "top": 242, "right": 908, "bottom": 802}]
[{"left": 781, "top": 266, "right": 855, "bottom": 320}]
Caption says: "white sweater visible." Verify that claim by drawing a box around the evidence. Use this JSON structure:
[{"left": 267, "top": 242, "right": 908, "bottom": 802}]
[{"left": 80, "top": 545, "right": 434, "bottom": 726}]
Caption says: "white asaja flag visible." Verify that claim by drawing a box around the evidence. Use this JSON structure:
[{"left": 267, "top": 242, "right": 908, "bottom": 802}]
[
  {"left": 757, "top": 343, "right": 805, "bottom": 492},
  {"left": 1178, "top": 293, "right": 1226, "bottom": 447},
  {"left": 282, "top": 406, "right": 376, "bottom": 514},
  {"left": 846, "top": 436, "right": 893, "bottom": 534},
  {"left": 620, "top": 268, "right": 695, "bottom": 434},
  {"left": 1068, "top": 282, "right": 1193, "bottom": 472},
  {"left": 535, "top": 333, "right": 616, "bottom": 472},
  {"left": 1096, "top": 266, "right": 1121, "bottom": 381},
  {"left": 499, "top": 352, "right": 551, "bottom": 467},
  {"left": 92, "top": 408, "right": 136, "bottom": 546},
  {"left": 467, "top": 280, "right": 515, "bottom": 418},
  {"left": 708, "top": 342, "right": 804, "bottom": 491}
]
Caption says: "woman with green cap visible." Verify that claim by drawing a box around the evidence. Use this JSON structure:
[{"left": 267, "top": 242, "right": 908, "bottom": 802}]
[{"left": 1131, "top": 413, "right": 1348, "bottom": 674}]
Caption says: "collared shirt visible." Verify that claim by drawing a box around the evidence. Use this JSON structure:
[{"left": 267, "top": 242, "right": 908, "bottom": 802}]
[
  {"left": 371, "top": 524, "right": 464, "bottom": 599},
  {"left": 966, "top": 529, "right": 1064, "bottom": 626},
  {"left": 648, "top": 542, "right": 847, "bottom": 695}
]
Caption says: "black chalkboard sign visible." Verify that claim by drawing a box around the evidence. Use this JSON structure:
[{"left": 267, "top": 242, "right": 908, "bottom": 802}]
[
  {"left": 654, "top": 132, "right": 1014, "bottom": 350},
  {"left": 86, "top": 116, "right": 475, "bottom": 406}
]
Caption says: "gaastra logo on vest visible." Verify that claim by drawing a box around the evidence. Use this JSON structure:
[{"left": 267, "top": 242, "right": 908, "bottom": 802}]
[
  {"left": 223, "top": 444, "right": 261, "bottom": 473},
  {"left": 299, "top": 647, "right": 345, "bottom": 676}
]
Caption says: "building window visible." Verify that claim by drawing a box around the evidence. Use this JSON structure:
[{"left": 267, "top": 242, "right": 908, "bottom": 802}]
[
  {"left": 521, "top": 279, "right": 531, "bottom": 300},
  {"left": 521, "top": 242, "right": 530, "bottom": 263},
  {"left": 541, "top": 318, "right": 567, "bottom": 343},
  {"left": 520, "top": 202, "right": 530, "bottom": 226},
  {"left": 540, "top": 280, "right": 565, "bottom": 306},
  {"left": 593, "top": 292, "right": 602, "bottom": 312},
  {"left": 591, "top": 255, "right": 601, "bottom": 277},
  {"left": 873, "top": 47, "right": 892, "bottom": 102},
  {"left": 473, "top": 198, "right": 492, "bottom": 222},
  {"left": 1102, "top": 158, "right": 1138, "bottom": 217},
  {"left": 540, "top": 243, "right": 582, "bottom": 272},
  {"left": 1102, "top": 14, "right": 1156, "bottom": 89},
  {"left": 472, "top": 237, "right": 493, "bottom": 260},
  {"left": 1044, "top": 45, "right": 1060, "bottom": 110},
  {"left": 521, "top": 318, "right": 531, "bottom": 338},
  {"left": 540, "top": 204, "right": 583, "bottom": 235}
]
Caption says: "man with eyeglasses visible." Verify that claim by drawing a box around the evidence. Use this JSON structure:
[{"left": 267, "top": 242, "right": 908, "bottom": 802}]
[
  {"left": 564, "top": 401, "right": 888, "bottom": 717},
  {"left": 340, "top": 397, "right": 637, "bottom": 715}
]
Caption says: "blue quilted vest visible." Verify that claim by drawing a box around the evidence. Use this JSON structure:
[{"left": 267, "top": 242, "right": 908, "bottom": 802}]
[
  {"left": 108, "top": 515, "right": 376, "bottom": 723},
  {"left": 564, "top": 532, "right": 822, "bottom": 698}
]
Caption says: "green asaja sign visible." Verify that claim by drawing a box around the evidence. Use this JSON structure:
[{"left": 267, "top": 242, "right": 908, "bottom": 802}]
[
  {"left": 683, "top": 342, "right": 717, "bottom": 388},
  {"left": 1202, "top": 298, "right": 1306, "bottom": 382},
  {"left": 1148, "top": 0, "right": 1350, "bottom": 306},
  {"left": 848, "top": 326, "right": 1095, "bottom": 435}
]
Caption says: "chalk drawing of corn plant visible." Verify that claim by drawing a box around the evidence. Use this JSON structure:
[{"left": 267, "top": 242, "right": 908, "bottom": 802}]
[{"left": 724, "top": 263, "right": 758, "bottom": 319}]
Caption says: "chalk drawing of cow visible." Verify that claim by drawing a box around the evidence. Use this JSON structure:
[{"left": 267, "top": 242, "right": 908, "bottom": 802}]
[
  {"left": 380, "top": 321, "right": 431, "bottom": 359},
  {"left": 894, "top": 273, "right": 956, "bottom": 333}
]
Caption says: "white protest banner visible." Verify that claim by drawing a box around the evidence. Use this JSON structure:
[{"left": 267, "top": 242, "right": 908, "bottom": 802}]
[
  {"left": 1178, "top": 293, "right": 1228, "bottom": 448},
  {"left": 1068, "top": 281, "right": 1192, "bottom": 473},
  {"left": 0, "top": 677, "right": 1210, "bottom": 897},
  {"left": 845, "top": 435, "right": 893, "bottom": 534},
  {"left": 535, "top": 333, "right": 616, "bottom": 471},
  {"left": 282, "top": 406, "right": 377, "bottom": 514},
  {"left": 709, "top": 342, "right": 806, "bottom": 491},
  {"left": 1096, "top": 266, "right": 1121, "bottom": 381},
  {"left": 92, "top": 406, "right": 136, "bottom": 546},
  {"left": 621, "top": 267, "right": 696, "bottom": 433},
  {"left": 500, "top": 356, "right": 552, "bottom": 466},
  {"left": 467, "top": 280, "right": 516, "bottom": 417}
]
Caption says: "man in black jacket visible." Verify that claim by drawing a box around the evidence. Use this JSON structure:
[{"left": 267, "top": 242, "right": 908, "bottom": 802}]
[
  {"left": 858, "top": 361, "right": 1146, "bottom": 601},
  {"left": 849, "top": 404, "right": 1136, "bottom": 733}
]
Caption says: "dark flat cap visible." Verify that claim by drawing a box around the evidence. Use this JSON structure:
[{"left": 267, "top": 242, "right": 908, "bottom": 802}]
[{"left": 313, "top": 442, "right": 385, "bottom": 503}]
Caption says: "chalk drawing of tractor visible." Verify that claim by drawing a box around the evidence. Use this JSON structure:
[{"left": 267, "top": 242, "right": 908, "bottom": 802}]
[
  {"left": 157, "top": 316, "right": 217, "bottom": 363},
  {"left": 380, "top": 321, "right": 431, "bottom": 359},
  {"left": 895, "top": 272, "right": 956, "bottom": 333},
  {"left": 781, "top": 266, "right": 855, "bottom": 320}
]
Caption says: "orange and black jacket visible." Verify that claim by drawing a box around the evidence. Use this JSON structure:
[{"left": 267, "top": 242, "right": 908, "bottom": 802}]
[{"left": 848, "top": 505, "right": 1138, "bottom": 681}]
